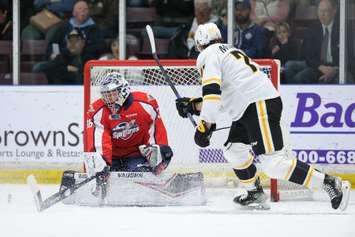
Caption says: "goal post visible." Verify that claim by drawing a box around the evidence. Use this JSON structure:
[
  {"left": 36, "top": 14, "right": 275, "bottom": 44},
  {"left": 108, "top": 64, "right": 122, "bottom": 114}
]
[{"left": 83, "top": 59, "right": 282, "bottom": 197}]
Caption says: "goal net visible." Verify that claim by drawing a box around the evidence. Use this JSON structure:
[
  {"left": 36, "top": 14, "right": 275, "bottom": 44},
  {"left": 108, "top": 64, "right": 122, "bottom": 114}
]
[{"left": 83, "top": 59, "right": 302, "bottom": 201}]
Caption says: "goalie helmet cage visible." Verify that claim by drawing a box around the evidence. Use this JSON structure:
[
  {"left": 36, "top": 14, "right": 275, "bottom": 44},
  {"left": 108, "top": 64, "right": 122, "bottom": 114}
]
[{"left": 83, "top": 59, "right": 296, "bottom": 202}]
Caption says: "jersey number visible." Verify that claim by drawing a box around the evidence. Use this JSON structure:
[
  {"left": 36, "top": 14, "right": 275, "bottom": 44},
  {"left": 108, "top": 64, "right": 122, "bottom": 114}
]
[{"left": 231, "top": 51, "right": 257, "bottom": 73}]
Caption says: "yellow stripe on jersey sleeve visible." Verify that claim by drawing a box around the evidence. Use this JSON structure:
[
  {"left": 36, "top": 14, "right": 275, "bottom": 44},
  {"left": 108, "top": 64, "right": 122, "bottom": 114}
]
[
  {"left": 203, "top": 95, "right": 221, "bottom": 101},
  {"left": 202, "top": 77, "right": 222, "bottom": 86}
]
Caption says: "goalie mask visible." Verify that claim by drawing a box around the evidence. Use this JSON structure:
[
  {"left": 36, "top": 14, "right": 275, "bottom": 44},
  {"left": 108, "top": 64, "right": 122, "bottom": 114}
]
[
  {"left": 194, "top": 22, "right": 222, "bottom": 52},
  {"left": 100, "top": 72, "right": 130, "bottom": 113}
]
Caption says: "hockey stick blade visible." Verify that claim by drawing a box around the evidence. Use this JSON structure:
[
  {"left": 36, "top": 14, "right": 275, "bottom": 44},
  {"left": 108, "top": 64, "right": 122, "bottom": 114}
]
[
  {"left": 145, "top": 25, "right": 156, "bottom": 55},
  {"left": 27, "top": 175, "right": 43, "bottom": 212},
  {"left": 27, "top": 174, "right": 96, "bottom": 212}
]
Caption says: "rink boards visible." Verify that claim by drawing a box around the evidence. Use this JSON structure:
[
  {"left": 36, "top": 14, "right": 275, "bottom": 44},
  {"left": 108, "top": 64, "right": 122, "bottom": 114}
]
[{"left": 0, "top": 85, "right": 354, "bottom": 187}]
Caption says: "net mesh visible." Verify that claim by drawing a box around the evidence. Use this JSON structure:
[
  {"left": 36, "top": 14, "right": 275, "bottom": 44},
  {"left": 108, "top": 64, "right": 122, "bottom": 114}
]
[
  {"left": 88, "top": 60, "right": 277, "bottom": 104},
  {"left": 90, "top": 64, "right": 273, "bottom": 86}
]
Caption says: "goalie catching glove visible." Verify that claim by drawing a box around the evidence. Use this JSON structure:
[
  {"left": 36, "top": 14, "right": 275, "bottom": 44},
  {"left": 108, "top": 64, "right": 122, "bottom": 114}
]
[
  {"left": 194, "top": 120, "right": 216, "bottom": 147},
  {"left": 139, "top": 144, "right": 173, "bottom": 175},
  {"left": 175, "top": 97, "right": 202, "bottom": 118}
]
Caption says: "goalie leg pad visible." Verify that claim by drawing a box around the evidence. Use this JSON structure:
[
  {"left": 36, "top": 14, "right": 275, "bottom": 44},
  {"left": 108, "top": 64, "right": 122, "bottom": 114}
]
[{"left": 67, "top": 172, "right": 206, "bottom": 206}]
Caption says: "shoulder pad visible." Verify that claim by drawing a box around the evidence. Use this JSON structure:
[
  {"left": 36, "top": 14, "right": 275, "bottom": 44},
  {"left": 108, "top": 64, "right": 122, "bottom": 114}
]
[{"left": 132, "top": 91, "right": 156, "bottom": 103}]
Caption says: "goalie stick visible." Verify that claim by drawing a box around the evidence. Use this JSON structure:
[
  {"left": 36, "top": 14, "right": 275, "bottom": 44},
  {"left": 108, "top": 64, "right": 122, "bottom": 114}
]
[
  {"left": 27, "top": 174, "right": 96, "bottom": 212},
  {"left": 145, "top": 25, "right": 229, "bottom": 132}
]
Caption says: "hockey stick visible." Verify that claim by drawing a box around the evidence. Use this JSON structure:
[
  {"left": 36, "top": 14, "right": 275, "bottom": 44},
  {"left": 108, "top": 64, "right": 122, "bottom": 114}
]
[
  {"left": 27, "top": 174, "right": 96, "bottom": 212},
  {"left": 145, "top": 25, "right": 197, "bottom": 127},
  {"left": 145, "top": 25, "right": 230, "bottom": 132}
]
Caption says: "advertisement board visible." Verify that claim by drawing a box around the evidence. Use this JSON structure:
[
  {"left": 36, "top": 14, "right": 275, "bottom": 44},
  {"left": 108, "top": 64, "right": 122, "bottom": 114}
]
[
  {"left": 0, "top": 85, "right": 354, "bottom": 183},
  {"left": 0, "top": 87, "right": 84, "bottom": 169},
  {"left": 280, "top": 86, "right": 355, "bottom": 173}
]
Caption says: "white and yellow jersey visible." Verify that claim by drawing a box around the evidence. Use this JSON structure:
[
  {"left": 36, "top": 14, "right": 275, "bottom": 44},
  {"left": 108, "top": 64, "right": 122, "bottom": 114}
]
[{"left": 196, "top": 43, "right": 279, "bottom": 123}]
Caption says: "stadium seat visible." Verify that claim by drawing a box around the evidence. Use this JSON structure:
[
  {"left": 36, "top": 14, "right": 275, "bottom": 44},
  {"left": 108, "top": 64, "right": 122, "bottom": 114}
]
[
  {"left": 139, "top": 37, "right": 170, "bottom": 59},
  {"left": 0, "top": 73, "right": 12, "bottom": 84},
  {"left": 0, "top": 61, "right": 9, "bottom": 74},
  {"left": 20, "top": 73, "right": 48, "bottom": 85},
  {"left": 0, "top": 73, "right": 48, "bottom": 85},
  {"left": 126, "top": 7, "right": 157, "bottom": 25},
  {"left": 21, "top": 61, "right": 38, "bottom": 72},
  {"left": 0, "top": 40, "right": 11, "bottom": 55},
  {"left": 21, "top": 40, "right": 48, "bottom": 61},
  {"left": 0, "top": 40, "right": 11, "bottom": 74},
  {"left": 126, "top": 7, "right": 158, "bottom": 38}
]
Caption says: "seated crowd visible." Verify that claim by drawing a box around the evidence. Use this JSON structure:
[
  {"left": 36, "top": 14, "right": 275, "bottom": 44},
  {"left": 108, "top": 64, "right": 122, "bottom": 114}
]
[{"left": 0, "top": 0, "right": 354, "bottom": 84}]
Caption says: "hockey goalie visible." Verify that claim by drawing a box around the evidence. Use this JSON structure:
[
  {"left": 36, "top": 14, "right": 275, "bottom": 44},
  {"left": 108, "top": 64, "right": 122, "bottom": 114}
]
[{"left": 60, "top": 71, "right": 205, "bottom": 206}]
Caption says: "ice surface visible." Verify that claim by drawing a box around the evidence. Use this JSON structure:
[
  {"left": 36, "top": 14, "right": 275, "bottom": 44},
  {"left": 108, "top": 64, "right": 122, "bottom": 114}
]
[{"left": 0, "top": 184, "right": 354, "bottom": 237}]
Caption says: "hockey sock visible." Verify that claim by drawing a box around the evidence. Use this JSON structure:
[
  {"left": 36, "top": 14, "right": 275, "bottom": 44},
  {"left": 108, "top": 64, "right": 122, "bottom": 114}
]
[
  {"left": 286, "top": 159, "right": 325, "bottom": 189},
  {"left": 233, "top": 163, "right": 258, "bottom": 190}
]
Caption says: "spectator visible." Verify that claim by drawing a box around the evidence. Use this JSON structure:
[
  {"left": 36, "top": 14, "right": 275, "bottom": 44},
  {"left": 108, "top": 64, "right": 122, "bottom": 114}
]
[
  {"left": 250, "top": 0, "right": 290, "bottom": 31},
  {"left": 98, "top": 36, "right": 144, "bottom": 85},
  {"left": 99, "top": 34, "right": 140, "bottom": 60},
  {"left": 149, "top": 0, "right": 194, "bottom": 42},
  {"left": 99, "top": 38, "right": 119, "bottom": 60},
  {"left": 221, "top": 0, "right": 269, "bottom": 58},
  {"left": 50, "top": 0, "right": 104, "bottom": 58},
  {"left": 271, "top": 22, "right": 298, "bottom": 65},
  {"left": 185, "top": 0, "right": 225, "bottom": 58},
  {"left": 38, "top": 28, "right": 95, "bottom": 84},
  {"left": 284, "top": 0, "right": 340, "bottom": 84},
  {"left": 153, "top": 0, "right": 194, "bottom": 28},
  {"left": 0, "top": 2, "right": 11, "bottom": 40},
  {"left": 127, "top": 0, "right": 148, "bottom": 7},
  {"left": 21, "top": 0, "right": 75, "bottom": 41},
  {"left": 86, "top": 0, "right": 119, "bottom": 38},
  {"left": 212, "top": 0, "right": 227, "bottom": 25},
  {"left": 19, "top": 1, "right": 35, "bottom": 31},
  {"left": 296, "top": 0, "right": 320, "bottom": 7}
]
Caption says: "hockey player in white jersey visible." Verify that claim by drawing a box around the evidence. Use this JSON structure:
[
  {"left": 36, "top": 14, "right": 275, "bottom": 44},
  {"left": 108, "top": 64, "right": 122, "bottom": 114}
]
[{"left": 175, "top": 22, "right": 351, "bottom": 210}]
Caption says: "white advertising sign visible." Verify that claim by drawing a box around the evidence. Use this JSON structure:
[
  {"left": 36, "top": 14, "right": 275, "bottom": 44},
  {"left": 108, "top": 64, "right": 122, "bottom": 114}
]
[
  {"left": 0, "top": 86, "right": 84, "bottom": 168},
  {"left": 0, "top": 85, "right": 354, "bottom": 173},
  {"left": 280, "top": 86, "right": 355, "bottom": 171}
]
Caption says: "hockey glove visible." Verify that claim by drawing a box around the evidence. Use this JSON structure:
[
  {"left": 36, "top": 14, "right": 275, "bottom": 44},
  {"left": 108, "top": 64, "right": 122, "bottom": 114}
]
[
  {"left": 84, "top": 152, "right": 109, "bottom": 177},
  {"left": 194, "top": 120, "right": 216, "bottom": 147},
  {"left": 175, "top": 97, "right": 202, "bottom": 118},
  {"left": 139, "top": 144, "right": 173, "bottom": 175}
]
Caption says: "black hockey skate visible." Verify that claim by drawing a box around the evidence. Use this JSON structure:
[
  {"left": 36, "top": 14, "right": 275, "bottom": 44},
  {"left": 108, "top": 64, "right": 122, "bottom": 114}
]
[
  {"left": 323, "top": 174, "right": 351, "bottom": 211},
  {"left": 233, "top": 178, "right": 270, "bottom": 210}
]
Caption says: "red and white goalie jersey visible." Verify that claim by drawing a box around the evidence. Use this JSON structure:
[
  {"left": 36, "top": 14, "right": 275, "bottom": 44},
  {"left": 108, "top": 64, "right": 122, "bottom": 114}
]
[{"left": 86, "top": 91, "right": 169, "bottom": 165}]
